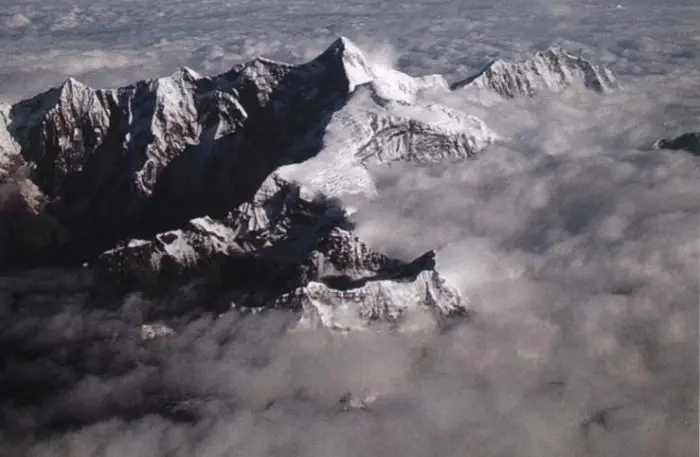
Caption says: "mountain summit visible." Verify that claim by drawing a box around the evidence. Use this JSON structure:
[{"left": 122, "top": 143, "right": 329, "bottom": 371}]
[
  {"left": 452, "top": 47, "right": 618, "bottom": 97},
  {"left": 0, "top": 38, "right": 626, "bottom": 331},
  {"left": 0, "top": 37, "right": 499, "bottom": 330}
]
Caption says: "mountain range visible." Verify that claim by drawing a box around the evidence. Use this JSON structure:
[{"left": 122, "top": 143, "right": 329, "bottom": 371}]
[{"left": 0, "top": 37, "right": 632, "bottom": 331}]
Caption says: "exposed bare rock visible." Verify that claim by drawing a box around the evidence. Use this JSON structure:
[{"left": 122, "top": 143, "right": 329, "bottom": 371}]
[
  {"left": 96, "top": 173, "right": 345, "bottom": 288},
  {"left": 1, "top": 37, "right": 496, "bottom": 267},
  {"left": 0, "top": 153, "right": 70, "bottom": 271},
  {"left": 0, "top": 37, "right": 479, "bottom": 330},
  {"left": 653, "top": 131, "right": 700, "bottom": 155},
  {"left": 96, "top": 172, "right": 468, "bottom": 330}
]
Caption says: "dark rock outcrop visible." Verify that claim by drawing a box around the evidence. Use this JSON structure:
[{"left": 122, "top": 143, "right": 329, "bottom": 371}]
[{"left": 653, "top": 132, "right": 700, "bottom": 155}]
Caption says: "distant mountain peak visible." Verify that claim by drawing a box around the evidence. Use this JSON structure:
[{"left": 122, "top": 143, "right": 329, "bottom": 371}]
[
  {"left": 452, "top": 47, "right": 618, "bottom": 97},
  {"left": 171, "top": 66, "right": 203, "bottom": 83},
  {"left": 653, "top": 131, "right": 700, "bottom": 155},
  {"left": 60, "top": 76, "right": 88, "bottom": 93}
]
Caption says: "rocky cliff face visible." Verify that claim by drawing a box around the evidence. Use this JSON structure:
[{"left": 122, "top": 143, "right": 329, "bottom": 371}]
[
  {"left": 96, "top": 172, "right": 467, "bottom": 331},
  {"left": 0, "top": 38, "right": 624, "bottom": 331}
]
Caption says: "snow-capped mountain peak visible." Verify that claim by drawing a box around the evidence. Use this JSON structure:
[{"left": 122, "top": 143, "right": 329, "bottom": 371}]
[
  {"left": 452, "top": 46, "right": 618, "bottom": 97},
  {"left": 320, "top": 36, "right": 375, "bottom": 92},
  {"left": 0, "top": 37, "right": 620, "bottom": 330}
]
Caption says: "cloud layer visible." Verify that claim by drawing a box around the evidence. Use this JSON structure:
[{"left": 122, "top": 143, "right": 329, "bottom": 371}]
[
  {"left": 0, "top": 0, "right": 698, "bottom": 456},
  {"left": 1, "top": 0, "right": 699, "bottom": 100}
]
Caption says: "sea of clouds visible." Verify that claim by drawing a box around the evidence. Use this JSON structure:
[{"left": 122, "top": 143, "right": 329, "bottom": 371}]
[{"left": 0, "top": 0, "right": 698, "bottom": 456}]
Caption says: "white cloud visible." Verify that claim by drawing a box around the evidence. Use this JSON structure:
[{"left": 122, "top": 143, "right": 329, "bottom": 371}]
[
  {"left": 0, "top": 0, "right": 698, "bottom": 455},
  {"left": 3, "top": 13, "right": 31, "bottom": 29}
]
